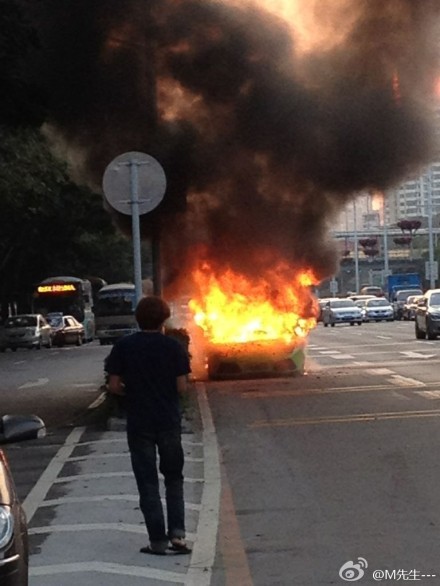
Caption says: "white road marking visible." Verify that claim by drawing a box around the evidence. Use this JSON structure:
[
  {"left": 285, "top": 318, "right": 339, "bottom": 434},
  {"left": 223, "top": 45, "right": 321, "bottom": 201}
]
[
  {"left": 87, "top": 391, "right": 107, "bottom": 409},
  {"left": 76, "top": 437, "right": 203, "bottom": 447},
  {"left": 320, "top": 350, "right": 340, "bottom": 354},
  {"left": 18, "top": 377, "right": 49, "bottom": 389},
  {"left": 38, "top": 494, "right": 202, "bottom": 511},
  {"left": 369, "top": 368, "right": 395, "bottom": 375},
  {"left": 29, "top": 524, "right": 196, "bottom": 541},
  {"left": 30, "top": 562, "right": 185, "bottom": 582},
  {"left": 185, "top": 383, "right": 221, "bottom": 586},
  {"left": 73, "top": 382, "right": 97, "bottom": 388},
  {"left": 376, "top": 335, "right": 392, "bottom": 339},
  {"left": 23, "top": 427, "right": 85, "bottom": 522},
  {"left": 415, "top": 390, "right": 440, "bottom": 400},
  {"left": 388, "top": 375, "right": 426, "bottom": 387},
  {"left": 330, "top": 354, "right": 354, "bottom": 359},
  {"left": 66, "top": 453, "right": 203, "bottom": 463},
  {"left": 53, "top": 471, "right": 204, "bottom": 483},
  {"left": 401, "top": 351, "right": 436, "bottom": 359}
]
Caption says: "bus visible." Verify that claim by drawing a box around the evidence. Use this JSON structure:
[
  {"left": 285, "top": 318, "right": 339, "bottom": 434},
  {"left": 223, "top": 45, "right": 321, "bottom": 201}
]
[
  {"left": 93, "top": 283, "right": 138, "bottom": 345},
  {"left": 33, "top": 276, "right": 95, "bottom": 342}
]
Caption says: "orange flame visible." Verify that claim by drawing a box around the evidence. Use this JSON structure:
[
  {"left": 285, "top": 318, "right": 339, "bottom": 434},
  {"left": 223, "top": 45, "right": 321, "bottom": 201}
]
[{"left": 188, "top": 263, "right": 318, "bottom": 345}]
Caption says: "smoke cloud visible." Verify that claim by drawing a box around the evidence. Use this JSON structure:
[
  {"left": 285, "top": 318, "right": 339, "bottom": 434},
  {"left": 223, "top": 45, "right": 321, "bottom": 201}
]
[{"left": 26, "top": 0, "right": 440, "bottom": 289}]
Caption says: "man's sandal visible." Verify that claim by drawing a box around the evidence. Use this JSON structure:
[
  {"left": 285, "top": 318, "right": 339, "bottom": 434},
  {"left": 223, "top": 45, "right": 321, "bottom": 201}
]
[
  {"left": 140, "top": 545, "right": 167, "bottom": 556},
  {"left": 169, "top": 537, "right": 192, "bottom": 554}
]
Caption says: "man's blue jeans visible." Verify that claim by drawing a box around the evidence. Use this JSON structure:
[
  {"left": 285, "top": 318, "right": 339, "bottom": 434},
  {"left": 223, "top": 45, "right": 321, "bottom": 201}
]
[{"left": 127, "top": 428, "right": 185, "bottom": 544}]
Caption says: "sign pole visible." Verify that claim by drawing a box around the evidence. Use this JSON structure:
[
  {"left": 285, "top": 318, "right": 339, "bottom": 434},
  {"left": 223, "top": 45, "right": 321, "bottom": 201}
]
[
  {"left": 102, "top": 151, "right": 167, "bottom": 304},
  {"left": 129, "top": 159, "right": 143, "bottom": 304}
]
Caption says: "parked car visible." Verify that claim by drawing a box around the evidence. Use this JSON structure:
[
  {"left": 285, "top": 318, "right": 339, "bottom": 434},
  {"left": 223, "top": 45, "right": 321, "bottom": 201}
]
[
  {"left": 361, "top": 298, "right": 394, "bottom": 322},
  {"left": 322, "top": 298, "right": 363, "bottom": 327},
  {"left": 46, "top": 314, "right": 85, "bottom": 347},
  {"left": 0, "top": 414, "right": 45, "bottom": 586},
  {"left": 415, "top": 289, "right": 440, "bottom": 340},
  {"left": 0, "top": 315, "right": 52, "bottom": 352},
  {"left": 402, "top": 295, "right": 424, "bottom": 321}
]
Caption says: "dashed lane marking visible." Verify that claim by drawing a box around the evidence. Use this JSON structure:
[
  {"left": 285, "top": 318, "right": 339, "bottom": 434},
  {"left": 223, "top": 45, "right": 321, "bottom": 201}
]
[
  {"left": 387, "top": 375, "right": 426, "bottom": 387},
  {"left": 369, "top": 368, "right": 395, "bottom": 375},
  {"left": 415, "top": 390, "right": 440, "bottom": 400},
  {"left": 18, "top": 377, "right": 49, "bottom": 389}
]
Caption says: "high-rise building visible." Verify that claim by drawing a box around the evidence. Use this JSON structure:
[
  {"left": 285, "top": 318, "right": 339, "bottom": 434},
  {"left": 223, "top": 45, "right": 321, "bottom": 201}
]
[{"left": 385, "top": 162, "right": 440, "bottom": 225}]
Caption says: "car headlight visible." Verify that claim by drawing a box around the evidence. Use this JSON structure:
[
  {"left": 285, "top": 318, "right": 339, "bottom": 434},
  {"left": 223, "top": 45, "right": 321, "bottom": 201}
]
[{"left": 0, "top": 506, "right": 14, "bottom": 550}]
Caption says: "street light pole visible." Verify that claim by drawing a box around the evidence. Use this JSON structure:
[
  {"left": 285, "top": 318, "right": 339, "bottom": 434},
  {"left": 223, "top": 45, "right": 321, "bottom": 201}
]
[
  {"left": 353, "top": 199, "right": 360, "bottom": 292},
  {"left": 427, "top": 169, "right": 436, "bottom": 288}
]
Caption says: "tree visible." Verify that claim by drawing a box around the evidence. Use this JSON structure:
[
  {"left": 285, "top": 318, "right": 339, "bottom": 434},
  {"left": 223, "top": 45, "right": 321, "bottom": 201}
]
[{"left": 0, "top": 126, "right": 133, "bottom": 315}]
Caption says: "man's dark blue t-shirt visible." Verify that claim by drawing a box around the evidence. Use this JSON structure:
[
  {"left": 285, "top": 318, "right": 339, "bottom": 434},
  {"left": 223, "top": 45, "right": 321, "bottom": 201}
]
[{"left": 106, "top": 331, "right": 191, "bottom": 433}]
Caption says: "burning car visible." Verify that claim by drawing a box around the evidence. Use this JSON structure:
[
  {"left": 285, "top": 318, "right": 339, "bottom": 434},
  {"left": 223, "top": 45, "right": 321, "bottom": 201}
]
[{"left": 187, "top": 265, "right": 317, "bottom": 380}]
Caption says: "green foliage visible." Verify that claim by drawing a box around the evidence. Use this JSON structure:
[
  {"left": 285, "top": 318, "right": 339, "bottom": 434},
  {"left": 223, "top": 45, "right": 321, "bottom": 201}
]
[{"left": 0, "top": 126, "right": 133, "bottom": 312}]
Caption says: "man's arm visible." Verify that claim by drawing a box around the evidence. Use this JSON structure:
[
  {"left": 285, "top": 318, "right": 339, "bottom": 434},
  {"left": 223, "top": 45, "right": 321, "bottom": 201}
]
[{"left": 108, "top": 374, "right": 125, "bottom": 396}]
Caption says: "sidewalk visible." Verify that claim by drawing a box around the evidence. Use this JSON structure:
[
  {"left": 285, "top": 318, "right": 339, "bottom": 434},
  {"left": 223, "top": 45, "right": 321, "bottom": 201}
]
[{"left": 25, "top": 383, "right": 220, "bottom": 586}]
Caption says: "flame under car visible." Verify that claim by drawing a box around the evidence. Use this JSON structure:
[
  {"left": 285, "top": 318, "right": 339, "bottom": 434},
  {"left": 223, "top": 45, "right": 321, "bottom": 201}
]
[{"left": 206, "top": 338, "right": 306, "bottom": 380}]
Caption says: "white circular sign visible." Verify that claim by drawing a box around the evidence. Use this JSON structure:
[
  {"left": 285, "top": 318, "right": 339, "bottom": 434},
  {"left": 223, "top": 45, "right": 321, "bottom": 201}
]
[{"left": 102, "top": 151, "right": 167, "bottom": 215}]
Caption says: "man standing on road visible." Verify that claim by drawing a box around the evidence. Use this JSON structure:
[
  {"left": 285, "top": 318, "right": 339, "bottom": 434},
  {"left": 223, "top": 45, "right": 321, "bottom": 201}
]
[{"left": 106, "top": 295, "right": 192, "bottom": 555}]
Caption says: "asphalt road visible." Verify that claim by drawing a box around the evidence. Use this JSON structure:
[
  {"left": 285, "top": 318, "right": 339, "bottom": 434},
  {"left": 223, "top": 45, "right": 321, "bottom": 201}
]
[
  {"left": 208, "top": 320, "right": 440, "bottom": 585},
  {"left": 2, "top": 321, "right": 440, "bottom": 585},
  {"left": 0, "top": 341, "right": 109, "bottom": 501}
]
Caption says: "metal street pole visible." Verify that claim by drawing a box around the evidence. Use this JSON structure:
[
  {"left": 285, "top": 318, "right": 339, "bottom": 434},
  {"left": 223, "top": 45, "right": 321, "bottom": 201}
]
[
  {"left": 427, "top": 170, "right": 436, "bottom": 289},
  {"left": 382, "top": 193, "right": 390, "bottom": 293},
  {"left": 129, "top": 159, "right": 143, "bottom": 304},
  {"left": 353, "top": 199, "right": 360, "bottom": 292}
]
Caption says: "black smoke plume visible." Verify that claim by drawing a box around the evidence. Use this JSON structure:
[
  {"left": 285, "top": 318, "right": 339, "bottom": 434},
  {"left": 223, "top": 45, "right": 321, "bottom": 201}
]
[{"left": 24, "top": 0, "right": 440, "bottom": 288}]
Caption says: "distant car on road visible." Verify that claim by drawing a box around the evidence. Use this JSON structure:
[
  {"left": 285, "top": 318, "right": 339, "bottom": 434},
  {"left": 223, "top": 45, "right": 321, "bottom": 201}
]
[
  {"left": 0, "top": 414, "right": 45, "bottom": 586},
  {"left": 322, "top": 298, "right": 363, "bottom": 327},
  {"left": 415, "top": 289, "right": 440, "bottom": 340},
  {"left": 361, "top": 298, "right": 394, "bottom": 322},
  {"left": 359, "top": 285, "right": 384, "bottom": 297},
  {"left": 353, "top": 296, "right": 376, "bottom": 315},
  {"left": 393, "top": 288, "right": 423, "bottom": 320},
  {"left": 402, "top": 295, "right": 424, "bottom": 321},
  {"left": 46, "top": 314, "right": 85, "bottom": 347},
  {"left": 317, "top": 298, "right": 333, "bottom": 322},
  {"left": 0, "top": 314, "right": 52, "bottom": 352}
]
